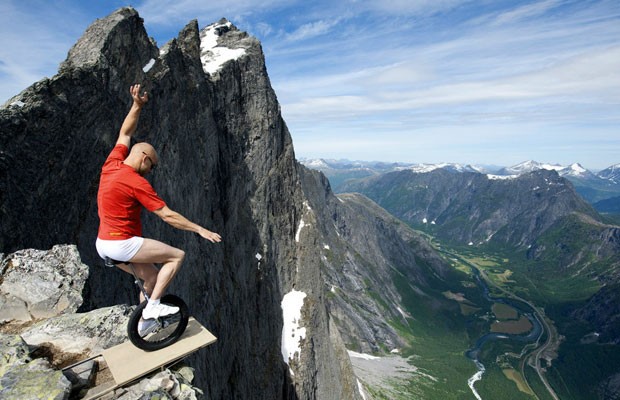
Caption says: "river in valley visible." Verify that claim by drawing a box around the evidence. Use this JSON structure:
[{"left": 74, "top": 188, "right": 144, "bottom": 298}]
[{"left": 464, "top": 268, "right": 543, "bottom": 399}]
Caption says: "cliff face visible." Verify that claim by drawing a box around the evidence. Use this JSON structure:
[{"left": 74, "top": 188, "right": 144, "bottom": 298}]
[
  {"left": 297, "top": 166, "right": 458, "bottom": 355},
  {"left": 0, "top": 8, "right": 359, "bottom": 399}
]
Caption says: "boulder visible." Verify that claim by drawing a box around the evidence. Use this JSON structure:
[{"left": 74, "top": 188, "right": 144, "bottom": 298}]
[
  {"left": 114, "top": 365, "right": 201, "bottom": 400},
  {"left": 0, "top": 245, "right": 88, "bottom": 323},
  {"left": 0, "top": 358, "right": 71, "bottom": 400},
  {"left": 21, "top": 305, "right": 131, "bottom": 356}
]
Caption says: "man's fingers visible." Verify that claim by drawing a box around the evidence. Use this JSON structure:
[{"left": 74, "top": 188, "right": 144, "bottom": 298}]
[{"left": 202, "top": 231, "right": 222, "bottom": 243}]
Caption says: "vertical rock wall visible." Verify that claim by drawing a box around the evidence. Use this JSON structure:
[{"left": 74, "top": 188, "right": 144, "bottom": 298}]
[{"left": 0, "top": 7, "right": 359, "bottom": 400}]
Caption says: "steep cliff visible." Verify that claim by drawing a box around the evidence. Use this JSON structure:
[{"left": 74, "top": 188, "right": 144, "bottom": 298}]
[
  {"left": 298, "top": 167, "right": 457, "bottom": 354},
  {"left": 0, "top": 8, "right": 359, "bottom": 399}
]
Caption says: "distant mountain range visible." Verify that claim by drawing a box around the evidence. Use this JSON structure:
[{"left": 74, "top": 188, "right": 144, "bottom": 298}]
[{"left": 299, "top": 158, "right": 620, "bottom": 208}]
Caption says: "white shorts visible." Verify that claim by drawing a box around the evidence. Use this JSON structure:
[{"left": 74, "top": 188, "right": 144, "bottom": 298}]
[{"left": 96, "top": 237, "right": 144, "bottom": 262}]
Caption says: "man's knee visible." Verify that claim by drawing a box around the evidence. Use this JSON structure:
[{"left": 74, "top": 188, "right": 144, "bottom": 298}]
[{"left": 175, "top": 248, "right": 185, "bottom": 263}]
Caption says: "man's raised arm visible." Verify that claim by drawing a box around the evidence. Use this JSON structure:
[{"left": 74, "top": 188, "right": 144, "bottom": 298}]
[{"left": 117, "top": 84, "right": 149, "bottom": 147}]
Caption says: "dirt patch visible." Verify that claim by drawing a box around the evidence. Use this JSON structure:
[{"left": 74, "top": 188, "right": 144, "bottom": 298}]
[
  {"left": 443, "top": 291, "right": 467, "bottom": 302},
  {"left": 30, "top": 341, "right": 91, "bottom": 369},
  {"left": 503, "top": 368, "right": 534, "bottom": 395},
  {"left": 492, "top": 303, "right": 518, "bottom": 320},
  {"left": 460, "top": 303, "right": 481, "bottom": 316},
  {"left": 491, "top": 316, "right": 533, "bottom": 334},
  {"left": 0, "top": 318, "right": 39, "bottom": 334}
]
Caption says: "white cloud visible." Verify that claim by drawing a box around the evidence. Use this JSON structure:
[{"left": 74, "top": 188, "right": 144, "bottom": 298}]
[
  {"left": 358, "top": 0, "right": 473, "bottom": 16},
  {"left": 492, "top": 0, "right": 562, "bottom": 26},
  {"left": 273, "top": 0, "right": 620, "bottom": 139},
  {"left": 285, "top": 18, "right": 342, "bottom": 42},
  {"left": 137, "top": 0, "right": 290, "bottom": 26}
]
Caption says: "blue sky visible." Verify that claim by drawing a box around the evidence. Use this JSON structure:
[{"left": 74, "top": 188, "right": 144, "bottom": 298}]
[{"left": 1, "top": 0, "right": 619, "bottom": 170}]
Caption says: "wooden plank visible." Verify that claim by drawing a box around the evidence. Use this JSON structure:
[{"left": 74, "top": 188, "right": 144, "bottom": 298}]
[
  {"left": 101, "top": 318, "right": 216, "bottom": 386},
  {"left": 82, "top": 380, "right": 117, "bottom": 400}
]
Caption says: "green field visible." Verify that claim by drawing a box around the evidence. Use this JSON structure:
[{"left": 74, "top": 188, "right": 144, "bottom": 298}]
[{"left": 364, "top": 235, "right": 620, "bottom": 400}]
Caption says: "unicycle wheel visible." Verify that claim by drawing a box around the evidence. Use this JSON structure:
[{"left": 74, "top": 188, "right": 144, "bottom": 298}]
[{"left": 127, "top": 294, "right": 190, "bottom": 351}]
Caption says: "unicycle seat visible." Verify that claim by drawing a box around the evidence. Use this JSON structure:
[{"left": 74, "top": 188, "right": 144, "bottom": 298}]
[{"left": 104, "top": 257, "right": 124, "bottom": 268}]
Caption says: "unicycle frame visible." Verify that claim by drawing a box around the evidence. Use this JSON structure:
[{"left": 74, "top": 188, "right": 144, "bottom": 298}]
[
  {"left": 127, "top": 262, "right": 150, "bottom": 302},
  {"left": 104, "top": 257, "right": 151, "bottom": 301}
]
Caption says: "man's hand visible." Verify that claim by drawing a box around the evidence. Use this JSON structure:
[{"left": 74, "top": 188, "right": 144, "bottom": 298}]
[
  {"left": 198, "top": 228, "right": 222, "bottom": 243},
  {"left": 117, "top": 84, "right": 149, "bottom": 146},
  {"left": 130, "top": 84, "right": 149, "bottom": 107}
]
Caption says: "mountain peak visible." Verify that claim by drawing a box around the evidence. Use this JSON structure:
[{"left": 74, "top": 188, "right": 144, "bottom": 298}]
[
  {"left": 599, "top": 164, "right": 620, "bottom": 183},
  {"left": 405, "top": 163, "right": 481, "bottom": 174},
  {"left": 498, "top": 160, "right": 594, "bottom": 179},
  {"left": 60, "top": 7, "right": 156, "bottom": 73},
  {"left": 199, "top": 19, "right": 254, "bottom": 76}
]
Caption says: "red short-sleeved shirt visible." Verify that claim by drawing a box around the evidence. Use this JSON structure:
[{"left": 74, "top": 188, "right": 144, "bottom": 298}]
[{"left": 97, "top": 144, "right": 166, "bottom": 240}]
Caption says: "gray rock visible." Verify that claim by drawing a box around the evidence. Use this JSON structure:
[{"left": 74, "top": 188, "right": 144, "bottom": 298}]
[
  {"left": 62, "top": 359, "right": 96, "bottom": 393},
  {"left": 115, "top": 366, "right": 201, "bottom": 400},
  {"left": 0, "top": 333, "right": 31, "bottom": 376},
  {"left": 0, "top": 245, "right": 88, "bottom": 322},
  {"left": 0, "top": 358, "right": 71, "bottom": 400},
  {"left": 21, "top": 305, "right": 131, "bottom": 356},
  {"left": 0, "top": 295, "right": 30, "bottom": 323}
]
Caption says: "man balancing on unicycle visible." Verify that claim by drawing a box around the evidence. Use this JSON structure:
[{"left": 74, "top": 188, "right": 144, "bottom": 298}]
[{"left": 95, "top": 84, "right": 221, "bottom": 338}]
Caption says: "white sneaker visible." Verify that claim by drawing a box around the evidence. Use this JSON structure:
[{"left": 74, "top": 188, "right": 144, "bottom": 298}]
[
  {"left": 142, "top": 302, "right": 179, "bottom": 320},
  {"left": 138, "top": 319, "right": 159, "bottom": 337}
]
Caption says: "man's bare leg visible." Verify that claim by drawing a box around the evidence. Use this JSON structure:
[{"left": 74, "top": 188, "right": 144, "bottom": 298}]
[
  {"left": 129, "top": 238, "right": 185, "bottom": 301},
  {"left": 115, "top": 262, "right": 158, "bottom": 302}
]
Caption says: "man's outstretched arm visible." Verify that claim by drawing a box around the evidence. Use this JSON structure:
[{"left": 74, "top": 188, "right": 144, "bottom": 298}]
[
  {"left": 153, "top": 206, "right": 222, "bottom": 243},
  {"left": 117, "top": 84, "right": 149, "bottom": 147}
]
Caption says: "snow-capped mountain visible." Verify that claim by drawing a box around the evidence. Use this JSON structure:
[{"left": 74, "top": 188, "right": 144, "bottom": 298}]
[
  {"left": 401, "top": 163, "right": 484, "bottom": 174},
  {"left": 299, "top": 158, "right": 488, "bottom": 174},
  {"left": 598, "top": 164, "right": 620, "bottom": 184},
  {"left": 298, "top": 158, "right": 413, "bottom": 172},
  {"left": 300, "top": 158, "right": 620, "bottom": 204},
  {"left": 301, "top": 158, "right": 333, "bottom": 170},
  {"left": 497, "top": 160, "right": 594, "bottom": 179}
]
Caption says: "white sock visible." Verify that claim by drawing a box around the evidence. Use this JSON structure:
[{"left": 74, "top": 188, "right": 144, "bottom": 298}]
[{"left": 147, "top": 298, "right": 160, "bottom": 308}]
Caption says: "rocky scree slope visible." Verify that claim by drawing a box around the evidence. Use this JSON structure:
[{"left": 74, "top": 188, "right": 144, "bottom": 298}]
[{"left": 0, "top": 7, "right": 359, "bottom": 400}]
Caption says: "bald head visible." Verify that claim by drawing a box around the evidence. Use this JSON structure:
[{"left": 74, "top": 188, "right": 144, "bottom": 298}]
[
  {"left": 131, "top": 142, "right": 158, "bottom": 159},
  {"left": 124, "top": 142, "right": 159, "bottom": 176}
]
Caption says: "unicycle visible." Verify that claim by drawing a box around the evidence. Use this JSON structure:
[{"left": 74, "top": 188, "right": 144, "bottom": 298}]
[{"left": 104, "top": 258, "right": 190, "bottom": 351}]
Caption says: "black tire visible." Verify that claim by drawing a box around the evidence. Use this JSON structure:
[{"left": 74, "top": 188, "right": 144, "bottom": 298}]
[{"left": 127, "top": 294, "right": 190, "bottom": 351}]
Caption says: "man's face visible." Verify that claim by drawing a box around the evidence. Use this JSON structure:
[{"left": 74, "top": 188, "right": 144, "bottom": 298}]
[{"left": 140, "top": 151, "right": 158, "bottom": 176}]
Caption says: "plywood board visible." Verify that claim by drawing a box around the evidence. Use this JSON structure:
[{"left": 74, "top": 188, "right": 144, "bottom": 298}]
[{"left": 102, "top": 318, "right": 217, "bottom": 386}]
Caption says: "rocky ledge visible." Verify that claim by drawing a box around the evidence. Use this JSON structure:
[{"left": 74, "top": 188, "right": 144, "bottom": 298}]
[{"left": 0, "top": 245, "right": 202, "bottom": 399}]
